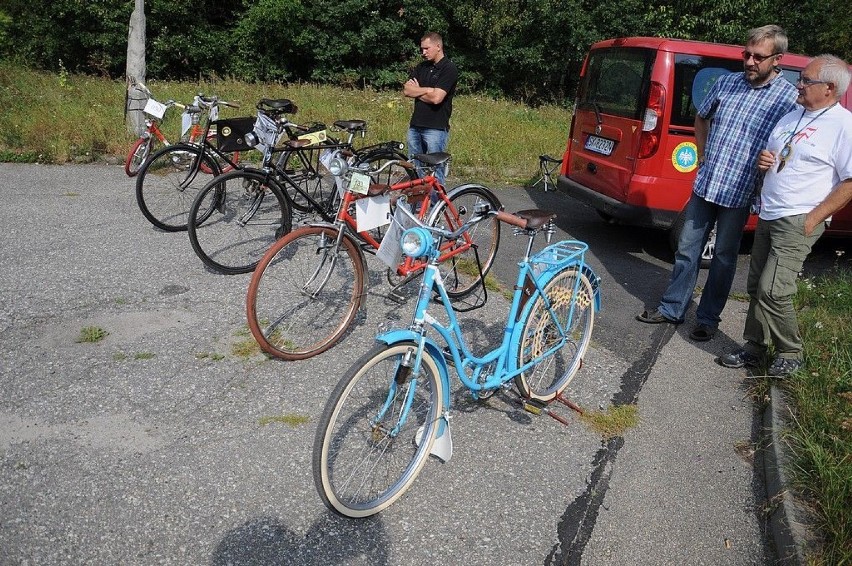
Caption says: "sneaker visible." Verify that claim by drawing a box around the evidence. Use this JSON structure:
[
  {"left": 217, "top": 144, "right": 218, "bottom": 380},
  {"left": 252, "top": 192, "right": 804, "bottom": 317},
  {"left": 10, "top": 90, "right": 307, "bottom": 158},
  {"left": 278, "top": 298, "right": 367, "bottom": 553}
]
[
  {"left": 718, "top": 348, "right": 763, "bottom": 369},
  {"left": 767, "top": 357, "right": 802, "bottom": 378}
]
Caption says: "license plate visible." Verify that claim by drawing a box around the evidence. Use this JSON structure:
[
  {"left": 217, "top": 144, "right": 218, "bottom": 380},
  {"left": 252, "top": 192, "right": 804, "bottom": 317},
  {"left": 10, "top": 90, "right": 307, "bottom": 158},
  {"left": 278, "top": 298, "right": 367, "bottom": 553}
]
[{"left": 584, "top": 135, "right": 614, "bottom": 156}]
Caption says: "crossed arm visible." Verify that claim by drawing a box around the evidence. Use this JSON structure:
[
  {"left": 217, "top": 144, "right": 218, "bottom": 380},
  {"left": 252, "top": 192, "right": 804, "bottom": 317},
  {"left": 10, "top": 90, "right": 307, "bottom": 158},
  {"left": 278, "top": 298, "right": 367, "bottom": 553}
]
[{"left": 403, "top": 78, "right": 448, "bottom": 105}]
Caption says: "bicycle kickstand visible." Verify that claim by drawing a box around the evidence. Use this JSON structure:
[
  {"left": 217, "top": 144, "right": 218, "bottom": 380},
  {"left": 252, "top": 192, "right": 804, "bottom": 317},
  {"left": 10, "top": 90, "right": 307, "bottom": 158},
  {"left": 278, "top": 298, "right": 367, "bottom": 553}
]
[{"left": 519, "top": 394, "right": 584, "bottom": 427}]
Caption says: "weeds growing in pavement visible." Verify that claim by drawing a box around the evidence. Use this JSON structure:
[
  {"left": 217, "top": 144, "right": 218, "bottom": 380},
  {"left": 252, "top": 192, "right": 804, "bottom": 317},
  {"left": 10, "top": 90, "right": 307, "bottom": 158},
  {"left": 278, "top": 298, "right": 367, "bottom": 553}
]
[
  {"left": 787, "top": 268, "right": 852, "bottom": 564},
  {"left": 76, "top": 326, "right": 108, "bottom": 343}
]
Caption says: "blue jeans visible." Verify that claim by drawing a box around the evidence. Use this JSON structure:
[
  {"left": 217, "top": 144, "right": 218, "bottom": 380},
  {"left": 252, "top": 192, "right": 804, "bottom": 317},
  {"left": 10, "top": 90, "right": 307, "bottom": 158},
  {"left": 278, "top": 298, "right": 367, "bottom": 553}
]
[
  {"left": 658, "top": 192, "right": 751, "bottom": 327},
  {"left": 407, "top": 127, "right": 449, "bottom": 186}
]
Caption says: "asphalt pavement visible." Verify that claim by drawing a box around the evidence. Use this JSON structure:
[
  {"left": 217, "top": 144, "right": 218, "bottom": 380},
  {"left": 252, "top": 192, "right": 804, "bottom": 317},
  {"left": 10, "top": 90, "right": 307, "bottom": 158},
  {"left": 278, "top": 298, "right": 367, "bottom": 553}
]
[{"left": 0, "top": 163, "right": 828, "bottom": 564}]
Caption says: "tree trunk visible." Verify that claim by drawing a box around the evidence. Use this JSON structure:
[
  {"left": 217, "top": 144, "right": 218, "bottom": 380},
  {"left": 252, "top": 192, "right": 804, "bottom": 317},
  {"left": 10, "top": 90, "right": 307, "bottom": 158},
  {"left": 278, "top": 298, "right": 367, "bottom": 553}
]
[{"left": 125, "top": 0, "right": 146, "bottom": 135}]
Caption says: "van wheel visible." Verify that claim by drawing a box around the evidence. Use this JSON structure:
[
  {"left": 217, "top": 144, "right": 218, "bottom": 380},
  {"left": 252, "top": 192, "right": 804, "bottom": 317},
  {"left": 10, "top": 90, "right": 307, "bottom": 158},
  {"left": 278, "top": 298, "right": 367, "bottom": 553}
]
[
  {"left": 669, "top": 213, "right": 713, "bottom": 269},
  {"left": 596, "top": 210, "right": 617, "bottom": 224}
]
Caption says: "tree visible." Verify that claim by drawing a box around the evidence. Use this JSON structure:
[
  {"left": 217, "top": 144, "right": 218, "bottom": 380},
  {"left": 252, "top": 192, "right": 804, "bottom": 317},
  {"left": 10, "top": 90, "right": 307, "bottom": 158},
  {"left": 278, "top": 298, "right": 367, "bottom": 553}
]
[{"left": 126, "top": 0, "right": 146, "bottom": 135}]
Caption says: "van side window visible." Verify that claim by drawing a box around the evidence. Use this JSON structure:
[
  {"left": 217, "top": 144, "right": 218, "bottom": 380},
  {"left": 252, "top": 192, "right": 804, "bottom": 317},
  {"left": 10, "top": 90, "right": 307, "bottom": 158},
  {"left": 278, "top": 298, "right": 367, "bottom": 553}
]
[
  {"left": 672, "top": 55, "right": 742, "bottom": 127},
  {"left": 579, "top": 47, "right": 654, "bottom": 120}
]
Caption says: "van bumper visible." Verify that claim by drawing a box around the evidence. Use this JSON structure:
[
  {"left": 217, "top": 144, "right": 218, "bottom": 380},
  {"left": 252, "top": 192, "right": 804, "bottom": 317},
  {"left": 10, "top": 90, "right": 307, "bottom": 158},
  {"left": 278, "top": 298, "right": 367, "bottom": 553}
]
[{"left": 556, "top": 175, "right": 678, "bottom": 230}]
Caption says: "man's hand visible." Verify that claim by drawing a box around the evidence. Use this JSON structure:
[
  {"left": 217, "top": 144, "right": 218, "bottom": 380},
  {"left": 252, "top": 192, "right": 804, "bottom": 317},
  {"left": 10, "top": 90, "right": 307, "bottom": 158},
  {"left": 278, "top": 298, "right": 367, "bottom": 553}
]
[
  {"left": 403, "top": 78, "right": 421, "bottom": 98},
  {"left": 757, "top": 149, "right": 776, "bottom": 172}
]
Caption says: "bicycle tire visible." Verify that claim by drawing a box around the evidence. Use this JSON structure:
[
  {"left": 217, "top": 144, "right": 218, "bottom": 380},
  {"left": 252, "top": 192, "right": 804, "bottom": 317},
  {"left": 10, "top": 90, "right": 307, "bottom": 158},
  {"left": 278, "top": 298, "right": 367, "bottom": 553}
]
[
  {"left": 427, "top": 184, "right": 501, "bottom": 298},
  {"left": 135, "top": 143, "right": 221, "bottom": 232},
  {"left": 514, "top": 267, "right": 595, "bottom": 402},
  {"left": 187, "top": 170, "right": 293, "bottom": 275},
  {"left": 125, "top": 136, "right": 154, "bottom": 177},
  {"left": 313, "top": 341, "right": 443, "bottom": 518},
  {"left": 246, "top": 225, "right": 365, "bottom": 359}
]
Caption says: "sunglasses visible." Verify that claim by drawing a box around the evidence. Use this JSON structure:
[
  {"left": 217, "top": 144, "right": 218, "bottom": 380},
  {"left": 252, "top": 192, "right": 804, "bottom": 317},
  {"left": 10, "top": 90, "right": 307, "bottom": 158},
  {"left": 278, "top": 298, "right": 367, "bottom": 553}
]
[{"left": 742, "top": 50, "right": 778, "bottom": 63}]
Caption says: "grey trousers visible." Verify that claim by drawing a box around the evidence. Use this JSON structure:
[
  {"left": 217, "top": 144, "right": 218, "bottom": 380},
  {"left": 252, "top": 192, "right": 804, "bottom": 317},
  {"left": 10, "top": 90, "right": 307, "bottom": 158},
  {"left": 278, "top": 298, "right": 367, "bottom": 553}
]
[{"left": 743, "top": 214, "right": 825, "bottom": 359}]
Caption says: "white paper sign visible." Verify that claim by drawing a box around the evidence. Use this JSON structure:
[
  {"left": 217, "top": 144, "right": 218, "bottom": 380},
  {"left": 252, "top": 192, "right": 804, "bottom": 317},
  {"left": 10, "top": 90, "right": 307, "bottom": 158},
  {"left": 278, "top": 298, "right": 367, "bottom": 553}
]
[
  {"left": 355, "top": 195, "right": 391, "bottom": 233},
  {"left": 181, "top": 111, "right": 192, "bottom": 137},
  {"left": 143, "top": 98, "right": 167, "bottom": 119}
]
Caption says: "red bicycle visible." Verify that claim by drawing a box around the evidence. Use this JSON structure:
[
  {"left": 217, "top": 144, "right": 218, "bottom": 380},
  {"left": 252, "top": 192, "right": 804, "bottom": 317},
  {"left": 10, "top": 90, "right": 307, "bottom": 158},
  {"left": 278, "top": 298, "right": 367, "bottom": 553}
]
[
  {"left": 246, "top": 152, "right": 503, "bottom": 360},
  {"left": 124, "top": 83, "right": 239, "bottom": 176}
]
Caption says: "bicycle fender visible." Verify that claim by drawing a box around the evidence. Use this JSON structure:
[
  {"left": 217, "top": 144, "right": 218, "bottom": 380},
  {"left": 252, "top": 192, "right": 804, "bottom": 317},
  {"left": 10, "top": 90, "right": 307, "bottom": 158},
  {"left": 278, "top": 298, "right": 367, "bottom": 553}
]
[{"left": 375, "top": 330, "right": 452, "bottom": 410}]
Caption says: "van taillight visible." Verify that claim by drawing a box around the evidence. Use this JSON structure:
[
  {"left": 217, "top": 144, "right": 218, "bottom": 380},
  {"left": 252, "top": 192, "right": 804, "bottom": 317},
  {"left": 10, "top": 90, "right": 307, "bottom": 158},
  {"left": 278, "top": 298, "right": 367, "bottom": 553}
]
[{"left": 638, "top": 81, "right": 665, "bottom": 159}]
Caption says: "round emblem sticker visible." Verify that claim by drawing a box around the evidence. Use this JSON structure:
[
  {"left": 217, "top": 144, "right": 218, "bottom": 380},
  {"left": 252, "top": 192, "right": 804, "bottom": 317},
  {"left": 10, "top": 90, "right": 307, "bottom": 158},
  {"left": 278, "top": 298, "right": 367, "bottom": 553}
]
[
  {"left": 672, "top": 142, "right": 698, "bottom": 173},
  {"left": 222, "top": 126, "right": 232, "bottom": 136}
]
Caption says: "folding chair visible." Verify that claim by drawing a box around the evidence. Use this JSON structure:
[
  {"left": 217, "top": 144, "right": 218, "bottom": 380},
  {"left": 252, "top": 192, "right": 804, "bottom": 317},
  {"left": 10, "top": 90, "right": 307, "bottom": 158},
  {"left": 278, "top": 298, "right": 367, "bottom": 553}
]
[{"left": 532, "top": 154, "right": 563, "bottom": 192}]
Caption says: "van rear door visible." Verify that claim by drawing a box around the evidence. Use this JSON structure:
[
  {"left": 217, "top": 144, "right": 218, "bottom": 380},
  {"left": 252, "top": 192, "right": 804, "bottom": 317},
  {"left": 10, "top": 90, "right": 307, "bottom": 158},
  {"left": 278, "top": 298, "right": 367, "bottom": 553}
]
[{"left": 566, "top": 47, "right": 655, "bottom": 201}]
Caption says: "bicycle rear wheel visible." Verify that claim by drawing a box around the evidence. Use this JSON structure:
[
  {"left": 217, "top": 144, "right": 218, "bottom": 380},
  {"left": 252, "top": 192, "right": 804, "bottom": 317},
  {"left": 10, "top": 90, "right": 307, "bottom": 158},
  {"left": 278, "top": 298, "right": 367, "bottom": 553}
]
[
  {"left": 187, "top": 170, "right": 292, "bottom": 275},
  {"left": 514, "top": 267, "right": 595, "bottom": 402},
  {"left": 313, "top": 342, "right": 443, "bottom": 518},
  {"left": 246, "top": 225, "right": 365, "bottom": 359},
  {"left": 428, "top": 184, "right": 501, "bottom": 298},
  {"left": 135, "top": 143, "right": 221, "bottom": 232},
  {"left": 125, "top": 136, "right": 154, "bottom": 177}
]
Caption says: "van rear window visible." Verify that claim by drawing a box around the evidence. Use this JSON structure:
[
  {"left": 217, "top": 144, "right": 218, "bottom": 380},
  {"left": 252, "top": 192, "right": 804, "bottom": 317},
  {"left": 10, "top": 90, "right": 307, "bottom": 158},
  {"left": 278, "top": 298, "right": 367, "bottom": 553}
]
[
  {"left": 671, "top": 55, "right": 742, "bottom": 126},
  {"left": 578, "top": 47, "right": 654, "bottom": 120}
]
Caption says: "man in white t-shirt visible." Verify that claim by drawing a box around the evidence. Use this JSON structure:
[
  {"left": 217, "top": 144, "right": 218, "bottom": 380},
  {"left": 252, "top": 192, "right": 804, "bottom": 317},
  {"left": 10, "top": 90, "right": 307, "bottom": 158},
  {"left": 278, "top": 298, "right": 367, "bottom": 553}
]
[{"left": 719, "top": 54, "right": 852, "bottom": 377}]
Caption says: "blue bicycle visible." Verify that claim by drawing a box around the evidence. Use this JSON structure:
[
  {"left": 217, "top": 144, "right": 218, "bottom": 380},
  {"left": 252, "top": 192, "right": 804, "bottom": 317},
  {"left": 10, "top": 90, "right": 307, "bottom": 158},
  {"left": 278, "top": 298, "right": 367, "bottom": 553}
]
[{"left": 312, "top": 201, "right": 601, "bottom": 517}]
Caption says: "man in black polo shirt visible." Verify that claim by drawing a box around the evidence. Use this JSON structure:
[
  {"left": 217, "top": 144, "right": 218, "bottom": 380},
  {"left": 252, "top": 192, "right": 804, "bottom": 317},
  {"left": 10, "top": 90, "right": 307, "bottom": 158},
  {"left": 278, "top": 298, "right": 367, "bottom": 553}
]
[{"left": 403, "top": 31, "right": 458, "bottom": 185}]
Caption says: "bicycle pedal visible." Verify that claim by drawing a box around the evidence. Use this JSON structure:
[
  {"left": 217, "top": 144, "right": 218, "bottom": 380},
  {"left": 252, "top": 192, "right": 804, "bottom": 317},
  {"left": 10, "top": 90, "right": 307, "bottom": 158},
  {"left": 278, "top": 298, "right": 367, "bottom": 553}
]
[{"left": 521, "top": 398, "right": 547, "bottom": 415}]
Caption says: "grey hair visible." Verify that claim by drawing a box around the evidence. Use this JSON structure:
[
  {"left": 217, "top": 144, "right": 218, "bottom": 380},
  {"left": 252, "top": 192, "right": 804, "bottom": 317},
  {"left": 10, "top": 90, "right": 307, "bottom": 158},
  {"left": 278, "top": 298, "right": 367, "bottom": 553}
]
[
  {"left": 747, "top": 25, "right": 789, "bottom": 54},
  {"left": 815, "top": 54, "right": 851, "bottom": 98}
]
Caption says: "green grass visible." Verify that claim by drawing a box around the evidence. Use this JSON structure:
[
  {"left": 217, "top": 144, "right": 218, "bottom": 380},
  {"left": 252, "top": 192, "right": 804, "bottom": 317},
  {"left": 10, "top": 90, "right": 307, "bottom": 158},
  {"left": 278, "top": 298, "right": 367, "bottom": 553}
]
[
  {"left": 785, "top": 270, "right": 852, "bottom": 564},
  {"left": 0, "top": 61, "right": 571, "bottom": 184},
  {"left": 579, "top": 404, "right": 639, "bottom": 439},
  {"left": 259, "top": 414, "right": 311, "bottom": 427},
  {"left": 75, "top": 326, "right": 108, "bottom": 343}
]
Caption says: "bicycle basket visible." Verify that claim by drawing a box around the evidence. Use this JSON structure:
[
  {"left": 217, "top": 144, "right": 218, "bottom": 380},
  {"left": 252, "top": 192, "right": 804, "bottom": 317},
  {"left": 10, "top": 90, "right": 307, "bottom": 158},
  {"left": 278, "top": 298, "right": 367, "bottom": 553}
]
[{"left": 215, "top": 117, "right": 257, "bottom": 152}]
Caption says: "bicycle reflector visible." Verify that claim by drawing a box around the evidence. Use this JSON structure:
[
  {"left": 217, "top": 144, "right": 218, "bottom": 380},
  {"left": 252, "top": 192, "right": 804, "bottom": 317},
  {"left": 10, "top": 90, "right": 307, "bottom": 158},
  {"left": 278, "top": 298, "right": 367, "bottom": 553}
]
[{"left": 401, "top": 227, "right": 433, "bottom": 258}]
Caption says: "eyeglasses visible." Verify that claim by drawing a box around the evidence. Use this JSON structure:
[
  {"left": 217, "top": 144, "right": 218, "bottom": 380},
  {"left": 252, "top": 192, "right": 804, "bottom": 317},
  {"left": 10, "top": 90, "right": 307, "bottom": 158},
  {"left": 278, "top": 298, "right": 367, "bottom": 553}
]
[
  {"left": 742, "top": 50, "right": 778, "bottom": 63},
  {"left": 796, "top": 77, "right": 828, "bottom": 87}
]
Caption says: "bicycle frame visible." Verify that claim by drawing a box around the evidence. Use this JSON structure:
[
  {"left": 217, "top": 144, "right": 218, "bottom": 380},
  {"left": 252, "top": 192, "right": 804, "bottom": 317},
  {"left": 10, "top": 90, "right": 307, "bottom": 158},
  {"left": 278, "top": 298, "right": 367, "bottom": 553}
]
[{"left": 373, "top": 228, "right": 601, "bottom": 444}]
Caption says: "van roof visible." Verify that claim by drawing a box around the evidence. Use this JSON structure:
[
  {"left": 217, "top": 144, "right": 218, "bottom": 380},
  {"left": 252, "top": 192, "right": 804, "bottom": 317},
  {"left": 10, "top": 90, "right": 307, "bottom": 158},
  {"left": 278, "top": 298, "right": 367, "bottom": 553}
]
[{"left": 590, "top": 36, "right": 813, "bottom": 68}]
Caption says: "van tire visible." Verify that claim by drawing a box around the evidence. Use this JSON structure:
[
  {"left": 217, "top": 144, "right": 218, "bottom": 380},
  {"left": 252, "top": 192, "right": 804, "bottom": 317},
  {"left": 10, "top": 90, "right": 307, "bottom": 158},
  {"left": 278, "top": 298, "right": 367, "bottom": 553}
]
[
  {"left": 668, "top": 213, "right": 712, "bottom": 269},
  {"left": 596, "top": 210, "right": 617, "bottom": 224}
]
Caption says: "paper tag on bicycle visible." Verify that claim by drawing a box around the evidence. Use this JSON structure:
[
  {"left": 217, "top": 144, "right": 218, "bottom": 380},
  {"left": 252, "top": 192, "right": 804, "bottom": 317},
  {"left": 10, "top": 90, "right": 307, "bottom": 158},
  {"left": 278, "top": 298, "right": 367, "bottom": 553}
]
[
  {"left": 356, "top": 195, "right": 391, "bottom": 232},
  {"left": 348, "top": 172, "right": 371, "bottom": 195},
  {"left": 319, "top": 149, "right": 334, "bottom": 170},
  {"left": 181, "top": 112, "right": 192, "bottom": 136},
  {"left": 376, "top": 204, "right": 414, "bottom": 268},
  {"left": 297, "top": 130, "right": 328, "bottom": 146},
  {"left": 143, "top": 98, "right": 167, "bottom": 119},
  {"left": 210, "top": 106, "right": 219, "bottom": 122}
]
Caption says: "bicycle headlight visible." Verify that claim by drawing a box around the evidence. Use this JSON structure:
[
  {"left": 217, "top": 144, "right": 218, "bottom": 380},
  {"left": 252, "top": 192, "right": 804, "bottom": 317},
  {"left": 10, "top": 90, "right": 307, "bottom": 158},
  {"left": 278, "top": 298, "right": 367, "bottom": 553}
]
[
  {"left": 328, "top": 156, "right": 349, "bottom": 177},
  {"left": 243, "top": 131, "right": 259, "bottom": 148},
  {"left": 401, "top": 227, "right": 433, "bottom": 258}
]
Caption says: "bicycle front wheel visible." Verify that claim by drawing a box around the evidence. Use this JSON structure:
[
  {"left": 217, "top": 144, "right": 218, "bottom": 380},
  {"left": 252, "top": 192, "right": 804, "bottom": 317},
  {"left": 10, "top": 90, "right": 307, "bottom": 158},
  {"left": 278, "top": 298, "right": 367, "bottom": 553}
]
[
  {"left": 187, "top": 170, "right": 293, "bottom": 275},
  {"left": 428, "top": 184, "right": 501, "bottom": 298},
  {"left": 514, "top": 267, "right": 595, "bottom": 402},
  {"left": 313, "top": 342, "right": 444, "bottom": 518},
  {"left": 246, "top": 225, "right": 365, "bottom": 359},
  {"left": 125, "top": 136, "right": 154, "bottom": 177},
  {"left": 135, "top": 143, "right": 221, "bottom": 232}
]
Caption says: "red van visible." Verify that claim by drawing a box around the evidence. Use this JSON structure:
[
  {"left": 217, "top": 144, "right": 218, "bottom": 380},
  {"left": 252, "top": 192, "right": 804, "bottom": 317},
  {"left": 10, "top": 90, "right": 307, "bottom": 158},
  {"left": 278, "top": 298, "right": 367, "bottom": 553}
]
[{"left": 557, "top": 37, "right": 852, "bottom": 258}]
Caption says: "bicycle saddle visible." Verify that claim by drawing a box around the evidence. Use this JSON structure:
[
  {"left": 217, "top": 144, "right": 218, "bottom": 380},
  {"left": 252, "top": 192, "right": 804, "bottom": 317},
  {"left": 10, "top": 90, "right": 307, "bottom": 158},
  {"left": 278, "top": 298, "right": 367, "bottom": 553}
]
[
  {"left": 412, "top": 152, "right": 451, "bottom": 166},
  {"left": 257, "top": 99, "right": 297, "bottom": 115},
  {"left": 333, "top": 120, "right": 367, "bottom": 133},
  {"left": 513, "top": 209, "right": 557, "bottom": 229}
]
